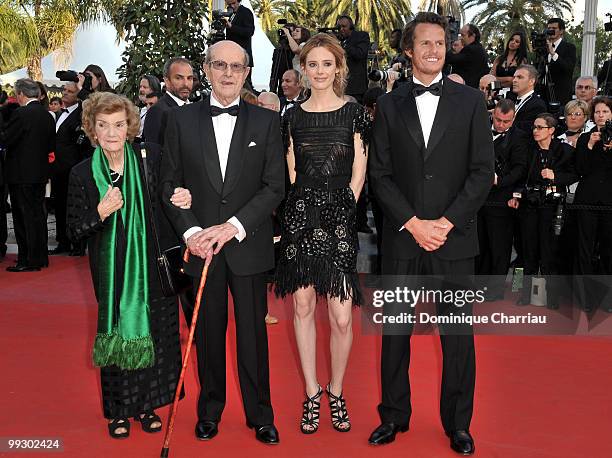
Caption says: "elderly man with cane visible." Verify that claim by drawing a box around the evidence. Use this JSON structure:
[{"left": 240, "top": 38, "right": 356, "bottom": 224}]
[{"left": 160, "top": 40, "right": 285, "bottom": 445}]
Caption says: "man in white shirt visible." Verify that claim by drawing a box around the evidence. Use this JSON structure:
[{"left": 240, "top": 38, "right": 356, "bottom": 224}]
[
  {"left": 545, "top": 17, "right": 576, "bottom": 106},
  {"left": 160, "top": 40, "right": 284, "bottom": 445}
]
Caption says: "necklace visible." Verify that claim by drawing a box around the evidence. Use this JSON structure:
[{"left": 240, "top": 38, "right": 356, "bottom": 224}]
[{"left": 110, "top": 169, "right": 122, "bottom": 184}]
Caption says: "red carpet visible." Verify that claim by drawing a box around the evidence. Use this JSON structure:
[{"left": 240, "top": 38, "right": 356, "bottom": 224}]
[{"left": 1, "top": 254, "right": 611, "bottom": 458}]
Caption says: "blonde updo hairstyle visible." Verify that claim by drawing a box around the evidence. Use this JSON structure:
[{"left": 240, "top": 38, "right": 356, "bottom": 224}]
[
  {"left": 82, "top": 91, "right": 140, "bottom": 145},
  {"left": 299, "top": 33, "right": 348, "bottom": 97}
]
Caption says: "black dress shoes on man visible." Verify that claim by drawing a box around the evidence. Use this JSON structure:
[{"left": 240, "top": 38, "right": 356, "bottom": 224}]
[
  {"left": 195, "top": 420, "right": 218, "bottom": 441},
  {"left": 368, "top": 422, "right": 408, "bottom": 445},
  {"left": 6, "top": 264, "right": 41, "bottom": 272},
  {"left": 448, "top": 429, "right": 475, "bottom": 455},
  {"left": 49, "top": 244, "right": 71, "bottom": 255},
  {"left": 247, "top": 423, "right": 279, "bottom": 444}
]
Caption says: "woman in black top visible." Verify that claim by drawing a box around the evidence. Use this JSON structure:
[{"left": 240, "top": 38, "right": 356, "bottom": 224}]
[
  {"left": 574, "top": 96, "right": 612, "bottom": 311},
  {"left": 490, "top": 32, "right": 528, "bottom": 88},
  {"left": 509, "top": 113, "right": 577, "bottom": 308},
  {"left": 275, "top": 33, "right": 370, "bottom": 435}
]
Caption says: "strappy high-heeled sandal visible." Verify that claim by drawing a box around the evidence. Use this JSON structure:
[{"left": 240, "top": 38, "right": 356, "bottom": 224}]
[
  {"left": 134, "top": 411, "right": 162, "bottom": 433},
  {"left": 326, "top": 384, "right": 351, "bottom": 432},
  {"left": 300, "top": 385, "right": 323, "bottom": 434},
  {"left": 108, "top": 418, "right": 130, "bottom": 439}
]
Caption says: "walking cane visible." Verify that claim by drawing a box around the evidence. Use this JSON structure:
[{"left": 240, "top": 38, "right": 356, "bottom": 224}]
[{"left": 161, "top": 250, "right": 209, "bottom": 458}]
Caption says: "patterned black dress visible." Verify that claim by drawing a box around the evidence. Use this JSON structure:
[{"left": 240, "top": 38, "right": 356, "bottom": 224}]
[{"left": 274, "top": 102, "right": 371, "bottom": 305}]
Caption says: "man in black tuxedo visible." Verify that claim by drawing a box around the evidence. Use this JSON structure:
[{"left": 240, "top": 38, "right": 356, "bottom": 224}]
[
  {"left": 336, "top": 15, "right": 370, "bottom": 103},
  {"left": 368, "top": 13, "right": 494, "bottom": 454},
  {"left": 142, "top": 57, "right": 194, "bottom": 144},
  {"left": 512, "top": 64, "right": 548, "bottom": 134},
  {"left": 160, "top": 41, "right": 284, "bottom": 444},
  {"left": 476, "top": 99, "right": 528, "bottom": 300},
  {"left": 445, "top": 23, "right": 489, "bottom": 89},
  {"left": 279, "top": 69, "right": 302, "bottom": 116},
  {"left": 49, "top": 82, "right": 89, "bottom": 255},
  {"left": 3, "top": 79, "right": 55, "bottom": 271},
  {"left": 225, "top": 0, "right": 255, "bottom": 89},
  {"left": 544, "top": 18, "right": 576, "bottom": 107}
]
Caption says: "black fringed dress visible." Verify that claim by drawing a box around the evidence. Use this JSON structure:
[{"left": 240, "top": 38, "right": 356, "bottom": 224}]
[{"left": 274, "top": 102, "right": 371, "bottom": 305}]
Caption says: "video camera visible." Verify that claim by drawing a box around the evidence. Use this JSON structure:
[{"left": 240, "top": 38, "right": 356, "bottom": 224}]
[
  {"left": 208, "top": 8, "right": 234, "bottom": 45},
  {"left": 530, "top": 28, "right": 555, "bottom": 56},
  {"left": 56, "top": 70, "right": 93, "bottom": 92},
  {"left": 318, "top": 26, "right": 341, "bottom": 41}
]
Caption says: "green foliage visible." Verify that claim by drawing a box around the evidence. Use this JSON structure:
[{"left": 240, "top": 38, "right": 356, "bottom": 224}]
[
  {"left": 566, "top": 20, "right": 612, "bottom": 80},
  {"left": 111, "top": 0, "right": 209, "bottom": 100}
]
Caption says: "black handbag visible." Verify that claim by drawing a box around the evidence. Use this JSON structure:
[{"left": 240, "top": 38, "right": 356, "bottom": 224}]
[{"left": 140, "top": 146, "right": 191, "bottom": 297}]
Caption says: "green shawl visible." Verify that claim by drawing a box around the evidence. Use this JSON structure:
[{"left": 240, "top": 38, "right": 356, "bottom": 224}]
[{"left": 91, "top": 143, "right": 153, "bottom": 370}]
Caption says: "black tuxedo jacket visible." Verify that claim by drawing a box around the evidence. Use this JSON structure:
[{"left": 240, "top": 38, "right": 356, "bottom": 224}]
[
  {"left": 342, "top": 30, "right": 370, "bottom": 96},
  {"left": 142, "top": 93, "right": 179, "bottom": 145},
  {"left": 513, "top": 93, "right": 547, "bottom": 134},
  {"left": 547, "top": 39, "right": 576, "bottom": 106},
  {"left": 227, "top": 5, "right": 255, "bottom": 67},
  {"left": 370, "top": 78, "right": 494, "bottom": 261},
  {"left": 574, "top": 127, "right": 612, "bottom": 205},
  {"left": 53, "top": 104, "right": 89, "bottom": 175},
  {"left": 445, "top": 42, "right": 489, "bottom": 88},
  {"left": 486, "top": 126, "right": 528, "bottom": 205},
  {"left": 160, "top": 97, "right": 285, "bottom": 276},
  {"left": 3, "top": 101, "right": 55, "bottom": 184}
]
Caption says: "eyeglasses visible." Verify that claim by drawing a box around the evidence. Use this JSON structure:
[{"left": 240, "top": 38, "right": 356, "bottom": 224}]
[
  {"left": 566, "top": 112, "right": 585, "bottom": 117},
  {"left": 576, "top": 85, "right": 593, "bottom": 90},
  {"left": 209, "top": 60, "right": 248, "bottom": 73},
  {"left": 533, "top": 124, "right": 553, "bottom": 131}
]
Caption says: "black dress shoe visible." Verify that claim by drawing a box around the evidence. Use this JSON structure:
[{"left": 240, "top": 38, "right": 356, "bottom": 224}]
[
  {"left": 49, "top": 245, "right": 71, "bottom": 255},
  {"left": 247, "top": 423, "right": 279, "bottom": 445},
  {"left": 6, "top": 264, "right": 41, "bottom": 272},
  {"left": 69, "top": 248, "right": 86, "bottom": 257},
  {"left": 195, "top": 420, "right": 218, "bottom": 440},
  {"left": 368, "top": 422, "right": 408, "bottom": 445},
  {"left": 448, "top": 430, "right": 475, "bottom": 455}
]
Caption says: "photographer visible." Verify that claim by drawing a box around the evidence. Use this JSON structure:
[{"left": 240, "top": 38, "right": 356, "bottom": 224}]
[
  {"left": 558, "top": 100, "right": 589, "bottom": 148},
  {"left": 224, "top": 0, "right": 255, "bottom": 89},
  {"left": 598, "top": 58, "right": 612, "bottom": 96},
  {"left": 512, "top": 64, "right": 547, "bottom": 133},
  {"left": 574, "top": 96, "right": 612, "bottom": 311},
  {"left": 270, "top": 22, "right": 296, "bottom": 94},
  {"left": 543, "top": 18, "right": 576, "bottom": 106},
  {"left": 509, "top": 113, "right": 577, "bottom": 308},
  {"left": 336, "top": 15, "right": 370, "bottom": 103},
  {"left": 281, "top": 25, "right": 311, "bottom": 72},
  {"left": 76, "top": 64, "right": 113, "bottom": 100},
  {"left": 445, "top": 23, "right": 489, "bottom": 88},
  {"left": 477, "top": 99, "right": 528, "bottom": 300}
]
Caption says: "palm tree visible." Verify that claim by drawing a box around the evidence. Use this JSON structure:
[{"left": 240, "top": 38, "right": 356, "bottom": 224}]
[
  {"left": 461, "top": 0, "right": 574, "bottom": 50},
  {"left": 0, "top": 1, "right": 39, "bottom": 73},
  {"left": 0, "top": 0, "right": 122, "bottom": 79},
  {"left": 419, "top": 0, "right": 464, "bottom": 21}
]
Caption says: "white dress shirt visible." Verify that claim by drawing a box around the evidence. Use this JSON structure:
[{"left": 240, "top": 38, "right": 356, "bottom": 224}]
[
  {"left": 182, "top": 93, "right": 246, "bottom": 243},
  {"left": 548, "top": 37, "right": 563, "bottom": 63},
  {"left": 138, "top": 106, "right": 148, "bottom": 137},
  {"left": 55, "top": 103, "right": 79, "bottom": 131},
  {"left": 514, "top": 90, "right": 534, "bottom": 115},
  {"left": 166, "top": 91, "right": 190, "bottom": 107},
  {"left": 413, "top": 72, "right": 442, "bottom": 148}
]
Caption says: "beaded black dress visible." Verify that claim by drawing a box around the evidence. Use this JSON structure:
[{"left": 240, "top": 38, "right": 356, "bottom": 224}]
[{"left": 274, "top": 102, "right": 371, "bottom": 305}]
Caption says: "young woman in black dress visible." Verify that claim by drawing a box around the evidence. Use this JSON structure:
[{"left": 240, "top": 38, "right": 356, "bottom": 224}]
[
  {"left": 275, "top": 33, "right": 370, "bottom": 434},
  {"left": 490, "top": 32, "right": 528, "bottom": 88}
]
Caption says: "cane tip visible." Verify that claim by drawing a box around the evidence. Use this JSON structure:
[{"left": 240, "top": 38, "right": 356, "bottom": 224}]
[{"left": 160, "top": 448, "right": 169, "bottom": 458}]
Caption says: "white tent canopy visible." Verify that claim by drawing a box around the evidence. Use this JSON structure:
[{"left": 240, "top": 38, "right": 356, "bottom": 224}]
[{"left": 0, "top": 1, "right": 274, "bottom": 90}]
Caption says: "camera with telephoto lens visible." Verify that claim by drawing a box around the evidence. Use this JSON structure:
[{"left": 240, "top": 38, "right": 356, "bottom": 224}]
[
  {"left": 486, "top": 80, "right": 505, "bottom": 110},
  {"left": 56, "top": 70, "right": 93, "bottom": 92},
  {"left": 208, "top": 8, "right": 233, "bottom": 45},
  {"left": 368, "top": 62, "right": 411, "bottom": 84},
  {"left": 530, "top": 28, "right": 555, "bottom": 56},
  {"left": 600, "top": 119, "right": 612, "bottom": 146}
]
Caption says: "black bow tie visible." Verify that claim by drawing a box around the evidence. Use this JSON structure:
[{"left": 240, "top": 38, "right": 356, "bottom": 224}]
[
  {"left": 412, "top": 81, "right": 442, "bottom": 97},
  {"left": 565, "top": 130, "right": 578, "bottom": 136},
  {"left": 210, "top": 104, "right": 239, "bottom": 117}
]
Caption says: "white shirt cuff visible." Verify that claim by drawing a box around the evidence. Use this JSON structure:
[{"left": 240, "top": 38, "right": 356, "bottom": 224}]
[
  {"left": 228, "top": 216, "right": 246, "bottom": 242},
  {"left": 183, "top": 226, "right": 203, "bottom": 243}
]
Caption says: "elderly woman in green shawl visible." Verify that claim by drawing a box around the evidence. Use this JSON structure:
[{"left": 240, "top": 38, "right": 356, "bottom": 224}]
[{"left": 67, "top": 92, "right": 191, "bottom": 439}]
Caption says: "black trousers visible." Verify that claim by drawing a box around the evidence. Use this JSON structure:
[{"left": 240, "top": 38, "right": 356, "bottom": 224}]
[
  {"left": 519, "top": 205, "right": 560, "bottom": 304},
  {"left": 378, "top": 253, "right": 476, "bottom": 433},
  {"left": 476, "top": 206, "right": 515, "bottom": 296},
  {"left": 51, "top": 171, "right": 71, "bottom": 247},
  {"left": 8, "top": 183, "right": 48, "bottom": 267},
  {"left": 193, "top": 252, "right": 274, "bottom": 426},
  {"left": 574, "top": 209, "right": 612, "bottom": 308},
  {"left": 0, "top": 184, "right": 7, "bottom": 254}
]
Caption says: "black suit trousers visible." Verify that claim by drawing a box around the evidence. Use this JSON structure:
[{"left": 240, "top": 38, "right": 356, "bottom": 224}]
[
  {"left": 51, "top": 171, "right": 71, "bottom": 246},
  {"left": 0, "top": 185, "right": 8, "bottom": 252},
  {"left": 378, "top": 253, "right": 476, "bottom": 433},
  {"left": 9, "top": 183, "right": 47, "bottom": 266},
  {"left": 476, "top": 206, "right": 515, "bottom": 296},
  {"left": 194, "top": 252, "right": 273, "bottom": 426}
]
